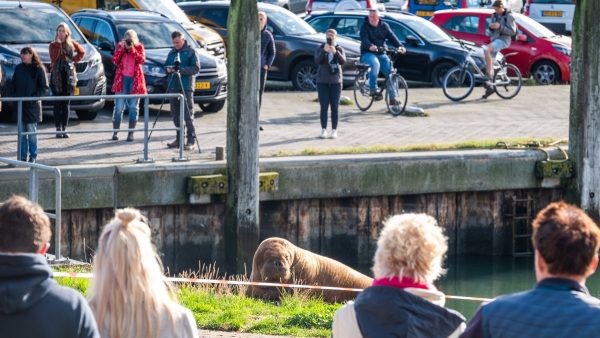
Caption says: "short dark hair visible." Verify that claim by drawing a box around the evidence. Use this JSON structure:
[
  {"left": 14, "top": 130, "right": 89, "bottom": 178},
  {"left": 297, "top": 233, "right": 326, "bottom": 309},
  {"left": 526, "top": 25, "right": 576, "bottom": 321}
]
[
  {"left": 532, "top": 201, "right": 600, "bottom": 276},
  {"left": 0, "top": 196, "right": 52, "bottom": 253},
  {"left": 171, "top": 31, "right": 183, "bottom": 39}
]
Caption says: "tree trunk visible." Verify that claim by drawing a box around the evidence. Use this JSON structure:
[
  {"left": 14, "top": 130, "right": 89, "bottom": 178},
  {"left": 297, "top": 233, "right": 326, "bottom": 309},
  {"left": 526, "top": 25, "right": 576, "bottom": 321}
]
[
  {"left": 568, "top": 0, "right": 600, "bottom": 220},
  {"left": 224, "top": 1, "right": 260, "bottom": 273}
]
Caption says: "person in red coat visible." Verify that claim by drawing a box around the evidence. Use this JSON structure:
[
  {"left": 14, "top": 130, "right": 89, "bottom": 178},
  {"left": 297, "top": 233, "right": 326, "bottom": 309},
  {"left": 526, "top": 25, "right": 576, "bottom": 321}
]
[{"left": 111, "top": 29, "right": 147, "bottom": 142}]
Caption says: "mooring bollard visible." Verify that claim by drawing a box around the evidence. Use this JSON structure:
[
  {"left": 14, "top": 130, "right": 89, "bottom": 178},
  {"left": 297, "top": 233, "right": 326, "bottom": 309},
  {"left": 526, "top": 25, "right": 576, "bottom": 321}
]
[{"left": 215, "top": 146, "right": 224, "bottom": 161}]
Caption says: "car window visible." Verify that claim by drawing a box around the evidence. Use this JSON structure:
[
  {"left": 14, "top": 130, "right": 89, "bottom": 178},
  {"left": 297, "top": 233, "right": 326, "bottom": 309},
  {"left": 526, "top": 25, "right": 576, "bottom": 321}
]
[
  {"left": 443, "top": 15, "right": 479, "bottom": 34},
  {"left": 92, "top": 20, "right": 115, "bottom": 47},
  {"left": 116, "top": 21, "right": 197, "bottom": 49},
  {"left": 403, "top": 17, "right": 452, "bottom": 42},
  {"left": 0, "top": 7, "right": 86, "bottom": 44},
  {"left": 267, "top": 9, "right": 317, "bottom": 36},
  {"left": 199, "top": 8, "right": 229, "bottom": 29},
  {"left": 513, "top": 14, "right": 556, "bottom": 38},
  {"left": 77, "top": 18, "right": 97, "bottom": 41},
  {"left": 309, "top": 17, "right": 335, "bottom": 33},
  {"left": 385, "top": 20, "right": 414, "bottom": 42},
  {"left": 335, "top": 17, "right": 362, "bottom": 39}
]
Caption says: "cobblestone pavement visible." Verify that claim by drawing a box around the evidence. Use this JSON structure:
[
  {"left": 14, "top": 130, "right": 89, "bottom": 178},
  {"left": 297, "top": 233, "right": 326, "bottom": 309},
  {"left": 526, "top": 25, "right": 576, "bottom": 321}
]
[{"left": 0, "top": 85, "right": 569, "bottom": 166}]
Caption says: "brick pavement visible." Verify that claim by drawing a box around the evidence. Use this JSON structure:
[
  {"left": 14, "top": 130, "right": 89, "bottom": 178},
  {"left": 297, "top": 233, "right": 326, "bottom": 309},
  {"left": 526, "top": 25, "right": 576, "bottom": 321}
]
[{"left": 0, "top": 85, "right": 569, "bottom": 166}]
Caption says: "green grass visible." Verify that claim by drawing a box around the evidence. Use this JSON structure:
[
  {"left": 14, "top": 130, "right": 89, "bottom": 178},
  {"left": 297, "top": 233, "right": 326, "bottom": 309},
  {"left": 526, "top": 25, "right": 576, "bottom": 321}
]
[
  {"left": 272, "top": 137, "right": 563, "bottom": 157},
  {"left": 52, "top": 265, "right": 338, "bottom": 337}
]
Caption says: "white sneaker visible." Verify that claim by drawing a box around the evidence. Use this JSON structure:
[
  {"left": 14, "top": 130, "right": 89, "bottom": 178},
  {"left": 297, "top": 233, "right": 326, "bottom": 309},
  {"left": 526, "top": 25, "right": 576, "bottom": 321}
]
[
  {"left": 320, "top": 129, "right": 327, "bottom": 139},
  {"left": 330, "top": 130, "right": 338, "bottom": 139}
]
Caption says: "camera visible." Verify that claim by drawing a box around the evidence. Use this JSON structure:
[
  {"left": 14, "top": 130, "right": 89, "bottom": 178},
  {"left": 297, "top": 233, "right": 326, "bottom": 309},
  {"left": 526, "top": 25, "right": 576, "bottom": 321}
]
[
  {"left": 125, "top": 39, "right": 133, "bottom": 47},
  {"left": 326, "top": 37, "right": 333, "bottom": 46},
  {"left": 173, "top": 52, "right": 181, "bottom": 72}
]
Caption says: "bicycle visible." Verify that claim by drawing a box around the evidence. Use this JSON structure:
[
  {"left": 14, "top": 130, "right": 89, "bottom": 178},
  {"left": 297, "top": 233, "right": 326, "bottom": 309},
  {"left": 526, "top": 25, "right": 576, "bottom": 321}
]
[
  {"left": 353, "top": 48, "right": 408, "bottom": 116},
  {"left": 442, "top": 42, "right": 522, "bottom": 102}
]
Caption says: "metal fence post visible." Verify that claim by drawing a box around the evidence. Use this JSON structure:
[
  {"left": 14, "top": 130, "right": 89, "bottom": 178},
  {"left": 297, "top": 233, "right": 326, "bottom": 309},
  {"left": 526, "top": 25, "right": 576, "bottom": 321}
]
[
  {"left": 16, "top": 101, "right": 23, "bottom": 161},
  {"left": 29, "top": 167, "right": 38, "bottom": 203},
  {"left": 54, "top": 168, "right": 62, "bottom": 260}
]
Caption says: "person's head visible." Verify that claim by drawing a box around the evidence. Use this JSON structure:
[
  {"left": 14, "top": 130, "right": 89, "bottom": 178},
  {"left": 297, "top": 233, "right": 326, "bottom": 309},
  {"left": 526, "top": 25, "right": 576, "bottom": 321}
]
[
  {"left": 124, "top": 29, "right": 139, "bottom": 45},
  {"left": 90, "top": 208, "right": 179, "bottom": 338},
  {"left": 0, "top": 196, "right": 51, "bottom": 254},
  {"left": 372, "top": 213, "right": 447, "bottom": 285},
  {"left": 532, "top": 202, "right": 600, "bottom": 282},
  {"left": 368, "top": 8, "right": 380, "bottom": 27},
  {"left": 492, "top": 0, "right": 505, "bottom": 14},
  {"left": 20, "top": 47, "right": 43, "bottom": 68},
  {"left": 55, "top": 22, "right": 71, "bottom": 43},
  {"left": 171, "top": 30, "right": 185, "bottom": 50},
  {"left": 326, "top": 28, "right": 337, "bottom": 44},
  {"left": 258, "top": 11, "right": 268, "bottom": 31}
]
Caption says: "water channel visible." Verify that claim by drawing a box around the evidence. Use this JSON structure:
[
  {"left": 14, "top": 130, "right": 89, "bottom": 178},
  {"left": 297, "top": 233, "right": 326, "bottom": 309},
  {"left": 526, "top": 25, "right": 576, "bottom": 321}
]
[{"left": 432, "top": 255, "right": 600, "bottom": 320}]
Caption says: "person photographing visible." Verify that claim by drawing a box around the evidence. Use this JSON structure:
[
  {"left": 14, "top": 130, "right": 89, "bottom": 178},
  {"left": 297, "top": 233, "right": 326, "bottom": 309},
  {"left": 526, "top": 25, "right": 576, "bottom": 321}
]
[{"left": 315, "top": 28, "right": 345, "bottom": 139}]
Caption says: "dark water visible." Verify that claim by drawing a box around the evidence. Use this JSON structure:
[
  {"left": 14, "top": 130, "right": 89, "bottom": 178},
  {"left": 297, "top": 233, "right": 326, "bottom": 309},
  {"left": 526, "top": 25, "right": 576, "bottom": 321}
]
[{"left": 435, "top": 255, "right": 600, "bottom": 320}]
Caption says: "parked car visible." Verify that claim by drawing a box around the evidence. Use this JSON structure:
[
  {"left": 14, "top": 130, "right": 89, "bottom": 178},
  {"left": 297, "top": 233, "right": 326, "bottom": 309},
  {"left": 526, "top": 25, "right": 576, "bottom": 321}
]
[
  {"left": 306, "top": 10, "right": 487, "bottom": 86},
  {"left": 178, "top": 1, "right": 362, "bottom": 91},
  {"left": 305, "top": 0, "right": 386, "bottom": 14},
  {"left": 431, "top": 8, "right": 571, "bottom": 84},
  {"left": 35, "top": 0, "right": 226, "bottom": 60},
  {"left": 72, "top": 9, "right": 228, "bottom": 113},
  {"left": 0, "top": 1, "right": 106, "bottom": 121},
  {"left": 260, "top": 0, "right": 308, "bottom": 14},
  {"left": 523, "top": 0, "right": 575, "bottom": 35},
  {"left": 403, "top": 0, "right": 484, "bottom": 18}
]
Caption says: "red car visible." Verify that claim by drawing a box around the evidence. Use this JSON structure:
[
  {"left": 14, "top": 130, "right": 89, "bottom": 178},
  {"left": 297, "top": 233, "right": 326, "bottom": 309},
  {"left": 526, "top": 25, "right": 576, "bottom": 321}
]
[{"left": 431, "top": 8, "right": 571, "bottom": 84}]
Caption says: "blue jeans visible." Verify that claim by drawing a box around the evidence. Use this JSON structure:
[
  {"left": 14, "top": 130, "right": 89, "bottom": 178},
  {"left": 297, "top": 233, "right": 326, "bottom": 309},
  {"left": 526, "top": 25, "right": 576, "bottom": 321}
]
[
  {"left": 113, "top": 76, "right": 139, "bottom": 124},
  {"left": 362, "top": 52, "right": 397, "bottom": 100},
  {"left": 20, "top": 123, "right": 37, "bottom": 161}
]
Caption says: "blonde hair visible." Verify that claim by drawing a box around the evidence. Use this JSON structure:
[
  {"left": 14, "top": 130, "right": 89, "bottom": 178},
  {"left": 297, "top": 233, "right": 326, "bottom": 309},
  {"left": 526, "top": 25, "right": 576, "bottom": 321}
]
[
  {"left": 56, "top": 22, "right": 74, "bottom": 53},
  {"left": 124, "top": 29, "right": 139, "bottom": 45},
  {"left": 89, "top": 208, "right": 180, "bottom": 338},
  {"left": 372, "top": 213, "right": 448, "bottom": 284}
]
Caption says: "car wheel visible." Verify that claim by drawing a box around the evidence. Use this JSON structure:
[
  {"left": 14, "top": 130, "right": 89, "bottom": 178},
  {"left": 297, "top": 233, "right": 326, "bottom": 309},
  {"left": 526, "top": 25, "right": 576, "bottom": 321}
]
[
  {"left": 532, "top": 61, "right": 560, "bottom": 85},
  {"left": 431, "top": 61, "right": 454, "bottom": 88},
  {"left": 75, "top": 110, "right": 98, "bottom": 121},
  {"left": 291, "top": 60, "right": 318, "bottom": 91},
  {"left": 198, "top": 100, "right": 226, "bottom": 113}
]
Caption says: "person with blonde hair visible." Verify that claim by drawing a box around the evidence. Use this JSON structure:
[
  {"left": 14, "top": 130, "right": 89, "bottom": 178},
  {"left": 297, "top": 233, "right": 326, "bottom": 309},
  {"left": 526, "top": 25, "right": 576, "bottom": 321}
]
[
  {"left": 49, "top": 22, "right": 85, "bottom": 138},
  {"left": 89, "top": 208, "right": 197, "bottom": 338},
  {"left": 332, "top": 213, "right": 465, "bottom": 338},
  {"left": 111, "top": 29, "right": 146, "bottom": 142}
]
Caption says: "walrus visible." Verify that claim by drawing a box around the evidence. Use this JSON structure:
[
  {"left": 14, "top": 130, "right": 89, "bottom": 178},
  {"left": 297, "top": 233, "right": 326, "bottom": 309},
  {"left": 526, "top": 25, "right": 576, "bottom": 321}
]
[{"left": 246, "top": 237, "right": 373, "bottom": 303}]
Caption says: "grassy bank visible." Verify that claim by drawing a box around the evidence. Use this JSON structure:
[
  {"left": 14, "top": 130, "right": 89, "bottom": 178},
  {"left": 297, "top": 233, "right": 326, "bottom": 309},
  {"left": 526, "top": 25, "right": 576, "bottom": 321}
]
[{"left": 54, "top": 265, "right": 338, "bottom": 337}]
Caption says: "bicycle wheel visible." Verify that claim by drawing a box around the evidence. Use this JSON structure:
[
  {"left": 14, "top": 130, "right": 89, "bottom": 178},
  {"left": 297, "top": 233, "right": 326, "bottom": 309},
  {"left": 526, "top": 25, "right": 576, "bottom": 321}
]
[
  {"left": 353, "top": 70, "right": 374, "bottom": 111},
  {"left": 494, "top": 63, "right": 522, "bottom": 99},
  {"left": 442, "top": 66, "right": 474, "bottom": 102},
  {"left": 385, "top": 74, "right": 408, "bottom": 116}
]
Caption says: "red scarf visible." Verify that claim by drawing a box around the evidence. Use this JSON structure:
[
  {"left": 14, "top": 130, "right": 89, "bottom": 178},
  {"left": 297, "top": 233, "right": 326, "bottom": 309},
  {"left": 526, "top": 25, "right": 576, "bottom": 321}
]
[{"left": 372, "top": 276, "right": 430, "bottom": 290}]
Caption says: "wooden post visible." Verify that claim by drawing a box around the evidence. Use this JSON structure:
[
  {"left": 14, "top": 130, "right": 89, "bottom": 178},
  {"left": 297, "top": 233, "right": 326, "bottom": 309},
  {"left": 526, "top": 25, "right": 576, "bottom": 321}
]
[
  {"left": 224, "top": 0, "right": 260, "bottom": 273},
  {"left": 568, "top": 0, "right": 600, "bottom": 220}
]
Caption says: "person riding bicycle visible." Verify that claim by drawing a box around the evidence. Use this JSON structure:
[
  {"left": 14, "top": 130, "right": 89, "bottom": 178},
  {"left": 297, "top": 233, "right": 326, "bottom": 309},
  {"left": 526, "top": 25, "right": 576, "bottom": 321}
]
[
  {"left": 359, "top": 8, "right": 406, "bottom": 105},
  {"left": 483, "top": 0, "right": 517, "bottom": 98}
]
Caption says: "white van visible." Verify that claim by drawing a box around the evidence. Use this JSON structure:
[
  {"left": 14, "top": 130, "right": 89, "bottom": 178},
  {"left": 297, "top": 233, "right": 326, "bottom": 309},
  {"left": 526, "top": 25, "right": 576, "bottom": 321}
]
[
  {"left": 305, "top": 0, "right": 386, "bottom": 14},
  {"left": 524, "top": 0, "right": 575, "bottom": 35}
]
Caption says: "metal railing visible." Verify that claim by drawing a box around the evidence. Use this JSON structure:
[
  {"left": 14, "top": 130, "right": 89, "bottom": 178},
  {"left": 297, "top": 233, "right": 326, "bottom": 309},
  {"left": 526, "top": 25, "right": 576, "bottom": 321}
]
[
  {"left": 0, "top": 93, "right": 187, "bottom": 163},
  {"left": 0, "top": 157, "right": 62, "bottom": 259}
]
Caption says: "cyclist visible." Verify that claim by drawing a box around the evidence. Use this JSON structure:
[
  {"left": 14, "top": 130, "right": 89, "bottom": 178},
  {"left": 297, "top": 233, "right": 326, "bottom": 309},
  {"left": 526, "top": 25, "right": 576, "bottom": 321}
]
[
  {"left": 483, "top": 0, "right": 517, "bottom": 98},
  {"left": 359, "top": 8, "right": 406, "bottom": 105}
]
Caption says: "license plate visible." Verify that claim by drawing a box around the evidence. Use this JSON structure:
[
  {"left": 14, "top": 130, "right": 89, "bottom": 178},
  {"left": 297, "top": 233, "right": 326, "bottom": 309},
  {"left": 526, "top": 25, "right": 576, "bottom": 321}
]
[
  {"left": 542, "top": 11, "right": 563, "bottom": 17},
  {"left": 416, "top": 10, "right": 434, "bottom": 17},
  {"left": 74, "top": 87, "right": 80, "bottom": 96},
  {"left": 195, "top": 82, "right": 211, "bottom": 90}
]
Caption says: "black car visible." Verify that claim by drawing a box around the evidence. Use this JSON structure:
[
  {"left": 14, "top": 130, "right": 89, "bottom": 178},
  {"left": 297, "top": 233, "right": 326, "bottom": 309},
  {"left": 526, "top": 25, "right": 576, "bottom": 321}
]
[
  {"left": 0, "top": 1, "right": 106, "bottom": 121},
  {"left": 178, "top": 1, "right": 362, "bottom": 91},
  {"left": 72, "top": 9, "right": 228, "bottom": 113},
  {"left": 305, "top": 10, "right": 487, "bottom": 86}
]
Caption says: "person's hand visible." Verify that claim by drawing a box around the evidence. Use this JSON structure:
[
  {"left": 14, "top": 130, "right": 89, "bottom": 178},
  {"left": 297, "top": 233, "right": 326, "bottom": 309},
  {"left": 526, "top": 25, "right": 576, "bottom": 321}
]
[
  {"left": 397, "top": 46, "right": 406, "bottom": 54},
  {"left": 54, "top": 35, "right": 61, "bottom": 43},
  {"left": 120, "top": 39, "right": 127, "bottom": 49},
  {"left": 263, "top": 65, "right": 269, "bottom": 70},
  {"left": 166, "top": 66, "right": 173, "bottom": 74},
  {"left": 369, "top": 44, "right": 378, "bottom": 52},
  {"left": 490, "top": 22, "right": 500, "bottom": 30}
]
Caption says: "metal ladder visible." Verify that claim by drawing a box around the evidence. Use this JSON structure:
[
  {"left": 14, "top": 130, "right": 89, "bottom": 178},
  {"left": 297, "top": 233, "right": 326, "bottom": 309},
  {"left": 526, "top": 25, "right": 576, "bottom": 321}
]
[{"left": 509, "top": 196, "right": 534, "bottom": 256}]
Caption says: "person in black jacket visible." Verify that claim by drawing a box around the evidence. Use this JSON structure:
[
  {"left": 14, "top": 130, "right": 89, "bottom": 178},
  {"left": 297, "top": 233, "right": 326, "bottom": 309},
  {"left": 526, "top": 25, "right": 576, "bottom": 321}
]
[
  {"left": 315, "top": 29, "right": 345, "bottom": 139},
  {"left": 0, "top": 195, "right": 100, "bottom": 338},
  {"left": 259, "top": 11, "right": 275, "bottom": 131},
  {"left": 359, "top": 8, "right": 405, "bottom": 105},
  {"left": 11, "top": 47, "right": 49, "bottom": 163}
]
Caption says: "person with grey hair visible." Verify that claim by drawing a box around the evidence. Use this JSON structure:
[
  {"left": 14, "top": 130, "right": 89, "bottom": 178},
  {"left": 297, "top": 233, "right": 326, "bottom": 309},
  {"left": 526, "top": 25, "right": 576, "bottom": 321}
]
[
  {"left": 332, "top": 213, "right": 465, "bottom": 338},
  {"left": 482, "top": 0, "right": 516, "bottom": 99}
]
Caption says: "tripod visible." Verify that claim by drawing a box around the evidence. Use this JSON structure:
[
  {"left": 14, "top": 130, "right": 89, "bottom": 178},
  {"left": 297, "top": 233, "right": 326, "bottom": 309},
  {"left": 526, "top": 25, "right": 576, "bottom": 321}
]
[{"left": 147, "top": 66, "right": 201, "bottom": 153}]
